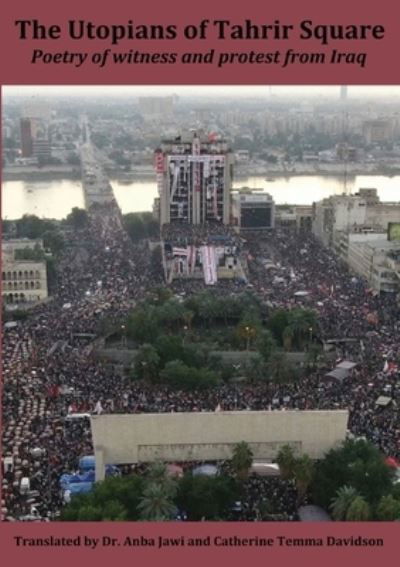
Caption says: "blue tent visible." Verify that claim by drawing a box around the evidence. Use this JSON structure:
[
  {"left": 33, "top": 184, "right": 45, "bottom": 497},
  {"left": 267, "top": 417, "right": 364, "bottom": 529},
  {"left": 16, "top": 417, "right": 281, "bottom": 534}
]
[
  {"left": 79, "top": 455, "right": 95, "bottom": 471},
  {"left": 68, "top": 482, "right": 93, "bottom": 495}
]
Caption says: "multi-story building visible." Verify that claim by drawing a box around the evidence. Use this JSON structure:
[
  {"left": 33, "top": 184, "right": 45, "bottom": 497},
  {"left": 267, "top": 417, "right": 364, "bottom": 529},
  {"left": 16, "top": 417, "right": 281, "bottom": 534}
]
[
  {"left": 362, "top": 119, "right": 393, "bottom": 144},
  {"left": 20, "top": 118, "right": 33, "bottom": 157},
  {"left": 231, "top": 190, "right": 275, "bottom": 230},
  {"left": 156, "top": 132, "right": 235, "bottom": 226},
  {"left": 2, "top": 239, "right": 48, "bottom": 304},
  {"left": 312, "top": 189, "right": 400, "bottom": 248},
  {"left": 347, "top": 238, "right": 400, "bottom": 294}
]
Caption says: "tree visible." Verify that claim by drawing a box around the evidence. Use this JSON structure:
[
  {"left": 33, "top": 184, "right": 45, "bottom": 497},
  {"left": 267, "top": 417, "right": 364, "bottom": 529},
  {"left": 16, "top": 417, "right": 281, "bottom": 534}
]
[
  {"left": 330, "top": 485, "right": 359, "bottom": 521},
  {"left": 312, "top": 439, "right": 395, "bottom": 510},
  {"left": 376, "top": 494, "right": 400, "bottom": 521},
  {"left": 306, "top": 343, "right": 323, "bottom": 369},
  {"left": 16, "top": 215, "right": 54, "bottom": 239},
  {"left": 294, "top": 454, "right": 314, "bottom": 504},
  {"left": 60, "top": 476, "right": 145, "bottom": 521},
  {"left": 66, "top": 207, "right": 88, "bottom": 230},
  {"left": 133, "top": 344, "right": 160, "bottom": 382},
  {"left": 231, "top": 441, "right": 253, "bottom": 481},
  {"left": 155, "top": 335, "right": 186, "bottom": 365},
  {"left": 267, "top": 352, "right": 296, "bottom": 384},
  {"left": 42, "top": 230, "right": 65, "bottom": 255},
  {"left": 257, "top": 329, "right": 276, "bottom": 363},
  {"left": 236, "top": 310, "right": 262, "bottom": 350},
  {"left": 286, "top": 308, "right": 317, "bottom": 349},
  {"left": 345, "top": 495, "right": 371, "bottom": 521},
  {"left": 146, "top": 463, "right": 178, "bottom": 499},
  {"left": 150, "top": 286, "right": 173, "bottom": 306},
  {"left": 160, "top": 360, "right": 218, "bottom": 390},
  {"left": 176, "top": 475, "right": 239, "bottom": 521},
  {"left": 267, "top": 309, "right": 290, "bottom": 345},
  {"left": 276, "top": 445, "right": 296, "bottom": 480},
  {"left": 137, "top": 482, "right": 177, "bottom": 521},
  {"left": 127, "top": 305, "right": 159, "bottom": 344}
]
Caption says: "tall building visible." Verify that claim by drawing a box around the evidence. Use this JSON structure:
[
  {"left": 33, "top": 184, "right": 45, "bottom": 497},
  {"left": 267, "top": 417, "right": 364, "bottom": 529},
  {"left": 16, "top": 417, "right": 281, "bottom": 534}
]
[
  {"left": 156, "top": 132, "right": 234, "bottom": 226},
  {"left": 20, "top": 118, "right": 33, "bottom": 157}
]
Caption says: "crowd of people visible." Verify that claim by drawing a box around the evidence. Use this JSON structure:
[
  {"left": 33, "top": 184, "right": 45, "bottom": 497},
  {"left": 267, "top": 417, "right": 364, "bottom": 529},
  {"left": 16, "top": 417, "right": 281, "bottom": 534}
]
[{"left": 2, "top": 197, "right": 400, "bottom": 521}]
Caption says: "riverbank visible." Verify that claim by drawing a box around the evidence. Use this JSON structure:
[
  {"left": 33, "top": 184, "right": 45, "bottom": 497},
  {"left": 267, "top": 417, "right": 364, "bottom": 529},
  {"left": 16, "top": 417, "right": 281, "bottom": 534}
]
[{"left": 4, "top": 164, "right": 400, "bottom": 183}]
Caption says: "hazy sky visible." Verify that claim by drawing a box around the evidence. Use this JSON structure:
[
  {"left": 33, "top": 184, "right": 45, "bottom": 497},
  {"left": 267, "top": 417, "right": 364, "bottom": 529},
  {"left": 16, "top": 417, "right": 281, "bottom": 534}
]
[{"left": 3, "top": 85, "right": 400, "bottom": 98}]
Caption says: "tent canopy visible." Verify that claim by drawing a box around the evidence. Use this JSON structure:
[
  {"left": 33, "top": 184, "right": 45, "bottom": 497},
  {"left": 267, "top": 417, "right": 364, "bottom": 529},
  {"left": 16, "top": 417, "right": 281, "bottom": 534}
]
[
  {"left": 324, "top": 368, "right": 349, "bottom": 382},
  {"left": 336, "top": 360, "right": 357, "bottom": 370}
]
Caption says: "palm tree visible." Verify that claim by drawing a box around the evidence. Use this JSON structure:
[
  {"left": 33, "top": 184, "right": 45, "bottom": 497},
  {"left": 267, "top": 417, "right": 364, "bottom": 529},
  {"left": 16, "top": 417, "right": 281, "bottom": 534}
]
[
  {"left": 231, "top": 441, "right": 254, "bottom": 480},
  {"left": 282, "top": 325, "right": 294, "bottom": 351},
  {"left": 276, "top": 445, "right": 296, "bottom": 480},
  {"left": 287, "top": 308, "right": 317, "bottom": 349},
  {"left": 294, "top": 454, "right": 314, "bottom": 505},
  {"left": 137, "top": 482, "right": 177, "bottom": 521},
  {"left": 330, "top": 485, "right": 359, "bottom": 521},
  {"left": 345, "top": 495, "right": 371, "bottom": 521},
  {"left": 182, "top": 309, "right": 194, "bottom": 331},
  {"left": 147, "top": 462, "right": 177, "bottom": 499},
  {"left": 376, "top": 494, "right": 400, "bottom": 521}
]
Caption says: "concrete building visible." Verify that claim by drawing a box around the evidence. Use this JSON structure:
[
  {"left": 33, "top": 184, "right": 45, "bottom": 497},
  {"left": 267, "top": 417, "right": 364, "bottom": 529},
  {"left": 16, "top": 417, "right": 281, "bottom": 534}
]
[
  {"left": 2, "top": 239, "right": 48, "bottom": 304},
  {"left": 156, "top": 132, "right": 235, "bottom": 226},
  {"left": 231, "top": 190, "right": 275, "bottom": 230},
  {"left": 20, "top": 118, "right": 33, "bottom": 158},
  {"left": 362, "top": 119, "right": 393, "bottom": 144},
  {"left": 275, "top": 205, "right": 312, "bottom": 231},
  {"left": 347, "top": 238, "right": 400, "bottom": 294},
  {"left": 91, "top": 410, "right": 349, "bottom": 480},
  {"left": 312, "top": 189, "right": 400, "bottom": 248}
]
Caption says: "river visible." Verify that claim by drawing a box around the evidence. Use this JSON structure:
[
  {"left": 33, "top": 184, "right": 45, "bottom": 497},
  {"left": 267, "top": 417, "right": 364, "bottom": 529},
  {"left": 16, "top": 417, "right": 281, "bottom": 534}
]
[{"left": 2, "top": 175, "right": 400, "bottom": 220}]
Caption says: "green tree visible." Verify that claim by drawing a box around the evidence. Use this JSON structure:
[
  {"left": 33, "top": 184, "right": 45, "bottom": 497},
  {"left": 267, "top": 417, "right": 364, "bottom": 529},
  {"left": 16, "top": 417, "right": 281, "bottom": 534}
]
[
  {"left": 312, "top": 439, "right": 395, "bottom": 510},
  {"left": 137, "top": 483, "right": 177, "bottom": 521},
  {"left": 176, "top": 475, "right": 239, "bottom": 521},
  {"left": 267, "top": 352, "right": 296, "bottom": 384},
  {"left": 42, "top": 230, "right": 65, "bottom": 255},
  {"left": 160, "top": 360, "right": 218, "bottom": 390},
  {"left": 286, "top": 308, "right": 317, "bottom": 349},
  {"left": 66, "top": 207, "right": 88, "bottom": 230},
  {"left": 267, "top": 309, "right": 290, "bottom": 345},
  {"left": 257, "top": 329, "right": 276, "bottom": 362},
  {"left": 376, "top": 494, "right": 400, "bottom": 521},
  {"left": 294, "top": 454, "right": 314, "bottom": 505},
  {"left": 60, "top": 476, "right": 145, "bottom": 521},
  {"left": 150, "top": 286, "right": 173, "bottom": 306},
  {"left": 346, "top": 495, "right": 371, "bottom": 521},
  {"left": 330, "top": 485, "right": 359, "bottom": 521},
  {"left": 16, "top": 215, "right": 54, "bottom": 239},
  {"left": 231, "top": 441, "right": 254, "bottom": 481},
  {"left": 155, "top": 335, "right": 186, "bottom": 365},
  {"left": 133, "top": 344, "right": 160, "bottom": 382},
  {"left": 276, "top": 445, "right": 296, "bottom": 480},
  {"left": 127, "top": 305, "right": 159, "bottom": 344}
]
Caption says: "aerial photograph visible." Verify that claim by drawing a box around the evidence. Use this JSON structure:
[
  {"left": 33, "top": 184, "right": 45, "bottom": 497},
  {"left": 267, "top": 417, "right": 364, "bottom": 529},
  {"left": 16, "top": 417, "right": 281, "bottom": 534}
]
[{"left": 1, "top": 85, "right": 400, "bottom": 524}]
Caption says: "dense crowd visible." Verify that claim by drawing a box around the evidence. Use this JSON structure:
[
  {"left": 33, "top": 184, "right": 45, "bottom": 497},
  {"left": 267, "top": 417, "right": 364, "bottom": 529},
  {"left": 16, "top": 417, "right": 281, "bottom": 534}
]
[{"left": 2, "top": 200, "right": 400, "bottom": 521}]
